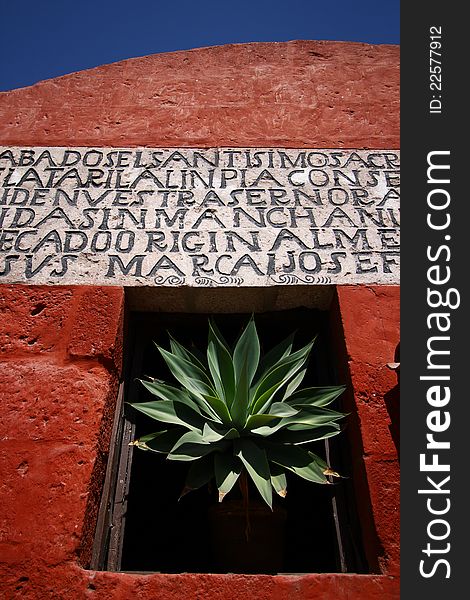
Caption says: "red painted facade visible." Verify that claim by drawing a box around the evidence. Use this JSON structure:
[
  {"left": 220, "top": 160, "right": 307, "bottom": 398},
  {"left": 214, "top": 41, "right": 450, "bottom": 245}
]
[{"left": 0, "top": 41, "right": 399, "bottom": 599}]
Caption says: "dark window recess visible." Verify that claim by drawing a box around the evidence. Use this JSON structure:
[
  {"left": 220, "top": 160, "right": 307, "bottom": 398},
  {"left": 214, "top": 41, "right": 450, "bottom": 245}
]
[{"left": 92, "top": 309, "right": 368, "bottom": 574}]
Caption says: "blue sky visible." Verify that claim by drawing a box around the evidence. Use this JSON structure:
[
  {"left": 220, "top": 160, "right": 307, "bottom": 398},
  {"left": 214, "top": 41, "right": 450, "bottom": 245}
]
[{"left": 0, "top": 0, "right": 399, "bottom": 92}]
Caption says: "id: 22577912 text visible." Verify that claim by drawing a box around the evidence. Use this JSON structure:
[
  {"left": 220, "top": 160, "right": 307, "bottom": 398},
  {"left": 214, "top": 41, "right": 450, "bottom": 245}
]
[{"left": 429, "top": 26, "right": 443, "bottom": 115}]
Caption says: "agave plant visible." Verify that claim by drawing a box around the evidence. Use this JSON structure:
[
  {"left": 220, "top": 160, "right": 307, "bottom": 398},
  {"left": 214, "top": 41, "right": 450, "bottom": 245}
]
[{"left": 130, "top": 317, "right": 346, "bottom": 509}]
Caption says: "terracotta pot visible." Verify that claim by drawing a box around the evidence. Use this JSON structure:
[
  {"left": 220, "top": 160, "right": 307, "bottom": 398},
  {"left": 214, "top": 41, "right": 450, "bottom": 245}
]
[{"left": 208, "top": 500, "right": 287, "bottom": 574}]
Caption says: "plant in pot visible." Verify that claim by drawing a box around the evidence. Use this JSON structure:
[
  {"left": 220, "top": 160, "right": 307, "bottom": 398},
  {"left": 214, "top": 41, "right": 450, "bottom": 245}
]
[{"left": 130, "top": 317, "right": 346, "bottom": 573}]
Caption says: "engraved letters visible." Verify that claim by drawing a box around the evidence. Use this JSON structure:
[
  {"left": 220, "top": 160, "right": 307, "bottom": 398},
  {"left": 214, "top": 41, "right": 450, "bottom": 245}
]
[{"left": 0, "top": 147, "right": 400, "bottom": 286}]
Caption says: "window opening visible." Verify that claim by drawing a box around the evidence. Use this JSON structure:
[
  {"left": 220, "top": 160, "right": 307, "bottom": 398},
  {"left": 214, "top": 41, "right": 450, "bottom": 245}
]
[{"left": 93, "top": 308, "right": 367, "bottom": 574}]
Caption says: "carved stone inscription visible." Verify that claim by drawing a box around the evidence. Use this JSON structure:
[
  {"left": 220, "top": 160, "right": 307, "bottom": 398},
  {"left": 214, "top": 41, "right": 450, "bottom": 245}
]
[{"left": 0, "top": 147, "right": 400, "bottom": 286}]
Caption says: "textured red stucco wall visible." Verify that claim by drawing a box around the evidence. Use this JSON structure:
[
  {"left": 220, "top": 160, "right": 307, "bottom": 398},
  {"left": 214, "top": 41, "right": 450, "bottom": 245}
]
[
  {"left": 0, "top": 41, "right": 399, "bottom": 599},
  {"left": 0, "top": 40, "right": 398, "bottom": 149},
  {"left": 332, "top": 286, "right": 400, "bottom": 577}
]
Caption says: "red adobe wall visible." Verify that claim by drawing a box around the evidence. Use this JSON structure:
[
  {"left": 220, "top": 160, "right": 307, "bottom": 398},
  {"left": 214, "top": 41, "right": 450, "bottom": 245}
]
[
  {"left": 0, "top": 41, "right": 399, "bottom": 599},
  {"left": 332, "top": 286, "right": 400, "bottom": 576}
]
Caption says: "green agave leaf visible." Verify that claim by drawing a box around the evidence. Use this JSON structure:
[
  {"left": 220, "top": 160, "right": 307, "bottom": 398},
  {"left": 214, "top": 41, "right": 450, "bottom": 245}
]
[
  {"left": 169, "top": 429, "right": 207, "bottom": 453},
  {"left": 139, "top": 379, "right": 213, "bottom": 417},
  {"left": 252, "top": 405, "right": 346, "bottom": 435},
  {"left": 251, "top": 341, "right": 314, "bottom": 413},
  {"left": 207, "top": 341, "right": 227, "bottom": 407},
  {"left": 244, "top": 413, "right": 280, "bottom": 430},
  {"left": 208, "top": 321, "right": 236, "bottom": 407},
  {"left": 244, "top": 401, "right": 303, "bottom": 431},
  {"left": 233, "top": 317, "right": 260, "bottom": 388},
  {"left": 270, "top": 471, "right": 287, "bottom": 498},
  {"left": 230, "top": 354, "right": 251, "bottom": 428},
  {"left": 290, "top": 455, "right": 329, "bottom": 484},
  {"left": 129, "top": 400, "right": 207, "bottom": 431},
  {"left": 253, "top": 332, "right": 295, "bottom": 386},
  {"left": 284, "top": 422, "right": 345, "bottom": 432},
  {"left": 271, "top": 423, "right": 341, "bottom": 444},
  {"left": 209, "top": 318, "right": 232, "bottom": 354},
  {"left": 169, "top": 334, "right": 207, "bottom": 373},
  {"left": 285, "top": 385, "right": 346, "bottom": 408},
  {"left": 215, "top": 452, "right": 243, "bottom": 501},
  {"left": 260, "top": 367, "right": 307, "bottom": 411},
  {"left": 268, "top": 402, "right": 300, "bottom": 417},
  {"left": 140, "top": 378, "right": 221, "bottom": 422},
  {"left": 269, "top": 462, "right": 287, "bottom": 496},
  {"left": 157, "top": 345, "right": 217, "bottom": 400},
  {"left": 266, "top": 444, "right": 329, "bottom": 484},
  {"left": 202, "top": 394, "right": 233, "bottom": 425},
  {"left": 202, "top": 422, "right": 239, "bottom": 443},
  {"left": 281, "top": 368, "right": 307, "bottom": 400},
  {"left": 289, "top": 405, "right": 346, "bottom": 422},
  {"left": 180, "top": 454, "right": 215, "bottom": 499},
  {"left": 234, "top": 438, "right": 273, "bottom": 509},
  {"left": 132, "top": 428, "right": 185, "bottom": 453},
  {"left": 249, "top": 364, "right": 306, "bottom": 416},
  {"left": 139, "top": 379, "right": 190, "bottom": 403},
  {"left": 188, "top": 393, "right": 224, "bottom": 422},
  {"left": 250, "top": 380, "right": 289, "bottom": 418},
  {"left": 168, "top": 437, "right": 230, "bottom": 461}
]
